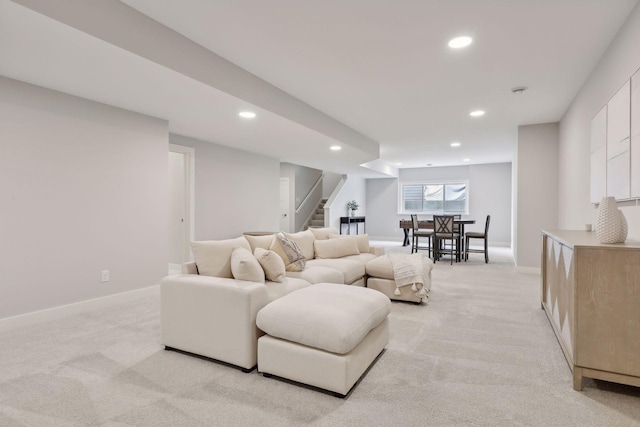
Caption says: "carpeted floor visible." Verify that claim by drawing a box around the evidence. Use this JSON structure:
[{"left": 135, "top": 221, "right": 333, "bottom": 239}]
[{"left": 1, "top": 244, "right": 639, "bottom": 426}]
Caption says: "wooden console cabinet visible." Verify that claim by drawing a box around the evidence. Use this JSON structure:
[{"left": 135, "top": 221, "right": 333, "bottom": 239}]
[{"left": 541, "top": 230, "right": 640, "bottom": 390}]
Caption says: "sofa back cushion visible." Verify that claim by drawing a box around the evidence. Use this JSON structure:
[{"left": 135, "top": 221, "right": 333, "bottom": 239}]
[
  {"left": 191, "top": 237, "right": 251, "bottom": 278},
  {"left": 329, "top": 233, "right": 370, "bottom": 253},
  {"left": 254, "top": 248, "right": 286, "bottom": 282},
  {"left": 314, "top": 237, "right": 360, "bottom": 259},
  {"left": 283, "top": 229, "right": 315, "bottom": 260},
  {"left": 231, "top": 247, "right": 265, "bottom": 283},
  {"left": 309, "top": 227, "right": 339, "bottom": 241},
  {"left": 244, "top": 234, "right": 275, "bottom": 252},
  {"left": 269, "top": 233, "right": 306, "bottom": 272}
]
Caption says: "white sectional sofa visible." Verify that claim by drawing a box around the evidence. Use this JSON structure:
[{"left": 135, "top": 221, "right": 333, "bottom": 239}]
[{"left": 161, "top": 228, "right": 383, "bottom": 371}]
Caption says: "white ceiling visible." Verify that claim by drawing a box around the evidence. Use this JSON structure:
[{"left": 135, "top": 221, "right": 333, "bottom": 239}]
[{"left": 2, "top": 0, "right": 638, "bottom": 175}]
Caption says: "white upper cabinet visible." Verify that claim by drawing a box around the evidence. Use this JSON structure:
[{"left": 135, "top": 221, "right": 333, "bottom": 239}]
[
  {"left": 590, "top": 106, "right": 607, "bottom": 203},
  {"left": 631, "top": 69, "right": 640, "bottom": 198},
  {"left": 606, "top": 80, "right": 631, "bottom": 200},
  {"left": 607, "top": 80, "right": 631, "bottom": 152}
]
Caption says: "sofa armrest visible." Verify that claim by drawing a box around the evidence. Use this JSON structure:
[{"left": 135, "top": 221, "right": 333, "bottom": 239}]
[
  {"left": 161, "top": 274, "right": 269, "bottom": 370},
  {"left": 369, "top": 246, "right": 385, "bottom": 256}
]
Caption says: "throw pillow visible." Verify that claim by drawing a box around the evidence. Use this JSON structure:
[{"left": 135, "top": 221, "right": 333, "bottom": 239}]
[
  {"left": 269, "top": 233, "right": 306, "bottom": 272},
  {"left": 254, "top": 248, "right": 286, "bottom": 282},
  {"left": 313, "top": 237, "right": 360, "bottom": 259},
  {"left": 244, "top": 234, "right": 275, "bottom": 252},
  {"left": 230, "top": 247, "right": 265, "bottom": 283},
  {"left": 309, "top": 227, "right": 339, "bottom": 240},
  {"left": 328, "top": 233, "right": 370, "bottom": 253},
  {"left": 283, "top": 229, "right": 315, "bottom": 260},
  {"left": 191, "top": 237, "right": 251, "bottom": 278}
]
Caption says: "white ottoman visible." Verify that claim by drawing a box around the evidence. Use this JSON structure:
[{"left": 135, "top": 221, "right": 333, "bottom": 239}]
[
  {"left": 366, "top": 254, "right": 432, "bottom": 303},
  {"left": 256, "top": 283, "right": 390, "bottom": 397}
]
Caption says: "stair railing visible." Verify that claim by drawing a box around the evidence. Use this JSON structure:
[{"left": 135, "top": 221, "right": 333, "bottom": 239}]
[{"left": 295, "top": 174, "right": 324, "bottom": 214}]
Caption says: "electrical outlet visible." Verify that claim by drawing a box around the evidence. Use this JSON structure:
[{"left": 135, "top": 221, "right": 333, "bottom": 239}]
[{"left": 101, "top": 270, "right": 110, "bottom": 283}]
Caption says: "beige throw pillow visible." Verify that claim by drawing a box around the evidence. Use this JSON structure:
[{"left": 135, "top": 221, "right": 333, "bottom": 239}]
[
  {"left": 314, "top": 237, "right": 360, "bottom": 259},
  {"left": 309, "top": 227, "right": 339, "bottom": 240},
  {"left": 329, "top": 233, "right": 370, "bottom": 253},
  {"left": 254, "top": 248, "right": 286, "bottom": 282},
  {"left": 191, "top": 237, "right": 251, "bottom": 278},
  {"left": 269, "top": 233, "right": 306, "bottom": 272},
  {"left": 283, "top": 229, "right": 315, "bottom": 260},
  {"left": 231, "top": 247, "right": 265, "bottom": 283},
  {"left": 243, "top": 234, "right": 275, "bottom": 252}
]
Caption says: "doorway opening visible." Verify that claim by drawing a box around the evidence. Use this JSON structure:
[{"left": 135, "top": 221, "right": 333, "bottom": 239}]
[{"left": 168, "top": 144, "right": 195, "bottom": 275}]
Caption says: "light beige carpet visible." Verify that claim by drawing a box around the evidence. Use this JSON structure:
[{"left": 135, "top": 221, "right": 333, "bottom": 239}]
[{"left": 1, "top": 245, "right": 639, "bottom": 426}]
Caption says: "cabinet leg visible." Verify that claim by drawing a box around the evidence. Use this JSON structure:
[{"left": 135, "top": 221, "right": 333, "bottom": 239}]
[{"left": 573, "top": 367, "right": 583, "bottom": 391}]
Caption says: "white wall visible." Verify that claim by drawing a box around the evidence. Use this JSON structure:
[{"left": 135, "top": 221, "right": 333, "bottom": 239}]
[
  {"left": 516, "top": 123, "right": 559, "bottom": 269},
  {"left": 558, "top": 2, "right": 640, "bottom": 238},
  {"left": 0, "top": 77, "right": 168, "bottom": 319},
  {"left": 366, "top": 163, "right": 512, "bottom": 244},
  {"left": 170, "top": 134, "right": 280, "bottom": 240}
]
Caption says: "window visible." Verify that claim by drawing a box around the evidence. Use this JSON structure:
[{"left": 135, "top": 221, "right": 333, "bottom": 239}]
[{"left": 400, "top": 182, "right": 468, "bottom": 214}]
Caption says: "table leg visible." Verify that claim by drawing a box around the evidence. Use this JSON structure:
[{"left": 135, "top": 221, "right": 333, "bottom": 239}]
[{"left": 402, "top": 229, "right": 410, "bottom": 246}]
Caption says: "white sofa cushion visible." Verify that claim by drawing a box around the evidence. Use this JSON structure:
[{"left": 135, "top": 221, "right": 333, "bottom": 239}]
[
  {"left": 342, "top": 253, "right": 378, "bottom": 264},
  {"left": 256, "top": 283, "right": 391, "bottom": 354},
  {"left": 283, "top": 229, "right": 316, "bottom": 260},
  {"left": 244, "top": 234, "right": 275, "bottom": 252},
  {"left": 254, "top": 248, "right": 286, "bottom": 282},
  {"left": 231, "top": 247, "right": 265, "bottom": 283},
  {"left": 329, "top": 233, "right": 370, "bottom": 253},
  {"left": 309, "top": 227, "right": 339, "bottom": 240},
  {"left": 286, "top": 266, "right": 344, "bottom": 284},
  {"left": 264, "top": 277, "right": 311, "bottom": 302},
  {"left": 191, "top": 237, "right": 251, "bottom": 278},
  {"left": 305, "top": 258, "right": 365, "bottom": 285},
  {"left": 270, "top": 233, "right": 306, "bottom": 272},
  {"left": 314, "top": 238, "right": 360, "bottom": 259}
]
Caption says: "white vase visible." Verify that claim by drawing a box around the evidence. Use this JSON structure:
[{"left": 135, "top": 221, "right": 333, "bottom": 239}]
[
  {"left": 350, "top": 210, "right": 356, "bottom": 217},
  {"left": 595, "top": 196, "right": 627, "bottom": 243}
]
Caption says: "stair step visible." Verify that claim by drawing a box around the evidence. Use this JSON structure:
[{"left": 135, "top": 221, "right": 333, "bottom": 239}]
[
  {"left": 310, "top": 219, "right": 324, "bottom": 226},
  {"left": 316, "top": 209, "right": 324, "bottom": 214}
]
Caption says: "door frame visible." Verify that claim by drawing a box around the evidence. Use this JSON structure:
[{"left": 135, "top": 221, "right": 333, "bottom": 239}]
[{"left": 169, "top": 144, "right": 195, "bottom": 262}]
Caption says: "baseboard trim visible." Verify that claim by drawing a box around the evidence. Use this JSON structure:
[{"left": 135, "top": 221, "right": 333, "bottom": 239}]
[
  {"left": 0, "top": 285, "right": 159, "bottom": 332},
  {"left": 516, "top": 266, "right": 541, "bottom": 275}
]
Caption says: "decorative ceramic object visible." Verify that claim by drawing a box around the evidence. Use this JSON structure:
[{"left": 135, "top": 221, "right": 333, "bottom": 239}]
[
  {"left": 595, "top": 196, "right": 628, "bottom": 243},
  {"left": 347, "top": 200, "right": 359, "bottom": 217},
  {"left": 350, "top": 209, "right": 356, "bottom": 217}
]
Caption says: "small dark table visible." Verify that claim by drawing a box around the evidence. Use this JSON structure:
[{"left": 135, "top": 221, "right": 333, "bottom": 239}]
[{"left": 340, "top": 216, "right": 366, "bottom": 235}]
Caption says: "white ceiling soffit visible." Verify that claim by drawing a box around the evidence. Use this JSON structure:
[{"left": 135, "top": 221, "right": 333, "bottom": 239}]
[
  {"left": 2, "top": 0, "right": 638, "bottom": 174},
  {"left": 121, "top": 0, "right": 638, "bottom": 169},
  {"left": 0, "top": 0, "right": 381, "bottom": 175}
]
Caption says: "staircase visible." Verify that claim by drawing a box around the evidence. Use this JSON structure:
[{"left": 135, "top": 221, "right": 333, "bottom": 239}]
[{"left": 306, "top": 199, "right": 327, "bottom": 229}]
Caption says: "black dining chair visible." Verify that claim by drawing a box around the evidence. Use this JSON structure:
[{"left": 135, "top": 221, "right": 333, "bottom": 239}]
[
  {"left": 411, "top": 214, "right": 433, "bottom": 256},
  {"left": 433, "top": 215, "right": 460, "bottom": 264},
  {"left": 465, "top": 215, "right": 491, "bottom": 263}
]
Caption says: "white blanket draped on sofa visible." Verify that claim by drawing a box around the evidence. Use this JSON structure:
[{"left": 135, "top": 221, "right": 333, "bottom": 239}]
[{"left": 388, "top": 253, "right": 431, "bottom": 302}]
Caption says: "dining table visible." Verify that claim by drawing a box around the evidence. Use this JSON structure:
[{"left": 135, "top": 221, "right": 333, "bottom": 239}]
[{"left": 399, "top": 218, "right": 476, "bottom": 257}]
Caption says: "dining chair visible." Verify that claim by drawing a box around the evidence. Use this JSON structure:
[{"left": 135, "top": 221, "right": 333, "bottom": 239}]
[
  {"left": 411, "top": 214, "right": 433, "bottom": 256},
  {"left": 465, "top": 215, "right": 490, "bottom": 263},
  {"left": 433, "top": 215, "right": 460, "bottom": 264}
]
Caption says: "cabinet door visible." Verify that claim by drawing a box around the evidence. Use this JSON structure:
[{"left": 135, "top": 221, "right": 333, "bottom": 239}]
[
  {"left": 608, "top": 80, "right": 630, "bottom": 146},
  {"left": 607, "top": 148, "right": 630, "bottom": 200},
  {"left": 631, "top": 69, "right": 640, "bottom": 197},
  {"left": 590, "top": 106, "right": 607, "bottom": 203}
]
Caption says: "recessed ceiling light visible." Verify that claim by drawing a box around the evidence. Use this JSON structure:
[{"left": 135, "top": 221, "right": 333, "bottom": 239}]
[
  {"left": 330, "top": 145, "right": 341, "bottom": 151},
  {"left": 238, "top": 111, "right": 256, "bottom": 118},
  {"left": 395, "top": 162, "right": 402, "bottom": 166},
  {"left": 448, "top": 36, "right": 473, "bottom": 49},
  {"left": 463, "top": 158, "right": 471, "bottom": 162},
  {"left": 450, "top": 142, "right": 461, "bottom": 147},
  {"left": 470, "top": 110, "right": 485, "bottom": 117},
  {"left": 511, "top": 86, "right": 528, "bottom": 94}
]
